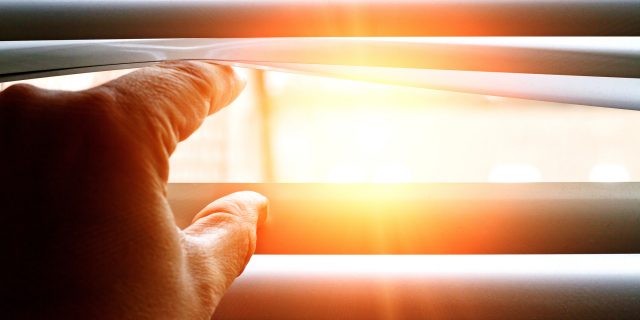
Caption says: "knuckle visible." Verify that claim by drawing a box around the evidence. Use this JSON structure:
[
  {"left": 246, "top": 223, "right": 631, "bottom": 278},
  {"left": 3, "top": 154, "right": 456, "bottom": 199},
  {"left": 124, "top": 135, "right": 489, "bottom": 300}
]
[
  {"left": 67, "top": 89, "right": 121, "bottom": 129},
  {"left": 199, "top": 212, "right": 254, "bottom": 239},
  {"left": 213, "top": 198, "right": 252, "bottom": 219},
  {"left": 154, "top": 61, "right": 219, "bottom": 103},
  {"left": 212, "top": 211, "right": 246, "bottom": 226},
  {"left": 80, "top": 87, "right": 119, "bottom": 108},
  {"left": 0, "top": 83, "right": 41, "bottom": 101},
  {"left": 159, "top": 61, "right": 212, "bottom": 81},
  {"left": 60, "top": 89, "right": 141, "bottom": 157}
]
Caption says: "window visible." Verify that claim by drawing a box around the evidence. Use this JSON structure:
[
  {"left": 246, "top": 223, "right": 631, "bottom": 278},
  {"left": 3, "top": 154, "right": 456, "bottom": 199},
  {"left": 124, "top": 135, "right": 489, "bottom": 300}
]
[{"left": 4, "top": 67, "right": 639, "bottom": 183}]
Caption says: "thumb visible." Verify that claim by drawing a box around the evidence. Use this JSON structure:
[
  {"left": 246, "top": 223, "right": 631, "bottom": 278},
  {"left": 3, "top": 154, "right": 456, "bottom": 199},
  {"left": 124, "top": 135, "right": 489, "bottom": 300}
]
[{"left": 180, "top": 191, "right": 268, "bottom": 306}]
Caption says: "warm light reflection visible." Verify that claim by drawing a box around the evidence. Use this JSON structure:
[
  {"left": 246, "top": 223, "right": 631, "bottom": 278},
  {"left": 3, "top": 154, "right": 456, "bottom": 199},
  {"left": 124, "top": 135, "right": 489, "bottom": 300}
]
[
  {"left": 244, "top": 255, "right": 640, "bottom": 276},
  {"left": 266, "top": 71, "right": 640, "bottom": 183},
  {"left": 5, "top": 69, "right": 640, "bottom": 183},
  {"left": 327, "top": 163, "right": 367, "bottom": 182},
  {"left": 589, "top": 164, "right": 630, "bottom": 182},
  {"left": 488, "top": 164, "right": 541, "bottom": 183},
  {"left": 373, "top": 164, "right": 413, "bottom": 183}
]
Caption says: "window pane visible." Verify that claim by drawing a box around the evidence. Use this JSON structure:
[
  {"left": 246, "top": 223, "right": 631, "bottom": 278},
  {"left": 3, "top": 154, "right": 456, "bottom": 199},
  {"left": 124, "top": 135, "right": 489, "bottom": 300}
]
[
  {"left": 264, "top": 72, "right": 640, "bottom": 183},
  {"left": 3, "top": 68, "right": 639, "bottom": 183}
]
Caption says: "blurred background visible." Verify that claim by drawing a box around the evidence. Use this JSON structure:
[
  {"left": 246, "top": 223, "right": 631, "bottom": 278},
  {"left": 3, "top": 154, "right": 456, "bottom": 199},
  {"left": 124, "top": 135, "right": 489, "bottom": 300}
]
[{"left": 2, "top": 67, "right": 639, "bottom": 183}]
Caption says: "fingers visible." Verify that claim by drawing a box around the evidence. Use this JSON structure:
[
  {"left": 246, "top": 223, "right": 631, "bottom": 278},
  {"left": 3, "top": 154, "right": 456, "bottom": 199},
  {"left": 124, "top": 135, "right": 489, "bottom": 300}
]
[
  {"left": 181, "top": 191, "right": 268, "bottom": 305},
  {"left": 96, "top": 61, "right": 245, "bottom": 152},
  {"left": 190, "top": 191, "right": 269, "bottom": 227}
]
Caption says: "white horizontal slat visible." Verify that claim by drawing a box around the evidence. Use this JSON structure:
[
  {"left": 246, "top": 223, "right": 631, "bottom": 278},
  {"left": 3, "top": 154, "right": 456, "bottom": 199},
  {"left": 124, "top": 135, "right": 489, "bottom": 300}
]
[{"left": 1, "top": 38, "right": 639, "bottom": 109}]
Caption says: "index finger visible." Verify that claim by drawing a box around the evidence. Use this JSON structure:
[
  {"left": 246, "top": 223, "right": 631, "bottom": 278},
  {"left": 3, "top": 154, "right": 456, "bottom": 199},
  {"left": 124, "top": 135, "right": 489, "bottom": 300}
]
[{"left": 97, "top": 61, "right": 245, "bottom": 152}]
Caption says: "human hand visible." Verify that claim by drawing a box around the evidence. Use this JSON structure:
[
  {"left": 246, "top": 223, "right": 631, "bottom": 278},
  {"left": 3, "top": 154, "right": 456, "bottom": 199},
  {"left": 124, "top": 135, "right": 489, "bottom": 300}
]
[{"left": 0, "top": 62, "right": 267, "bottom": 319}]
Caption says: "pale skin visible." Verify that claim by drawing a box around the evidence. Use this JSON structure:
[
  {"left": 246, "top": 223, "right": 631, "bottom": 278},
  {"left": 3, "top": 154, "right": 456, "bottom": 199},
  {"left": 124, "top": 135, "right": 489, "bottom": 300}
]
[{"left": 0, "top": 62, "right": 267, "bottom": 319}]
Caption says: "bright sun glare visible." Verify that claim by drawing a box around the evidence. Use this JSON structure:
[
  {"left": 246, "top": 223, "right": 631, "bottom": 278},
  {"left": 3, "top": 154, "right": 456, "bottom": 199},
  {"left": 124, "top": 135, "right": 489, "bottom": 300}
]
[
  {"left": 589, "top": 164, "right": 631, "bottom": 182},
  {"left": 4, "top": 67, "right": 639, "bottom": 183}
]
